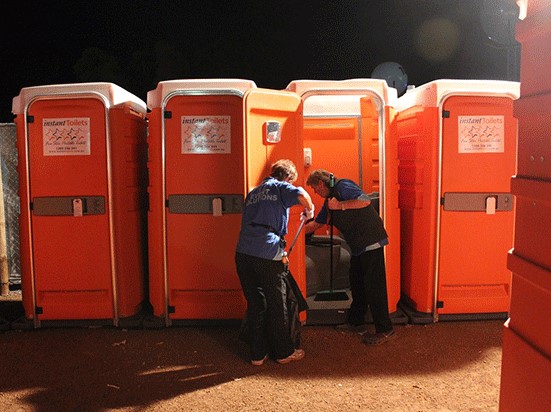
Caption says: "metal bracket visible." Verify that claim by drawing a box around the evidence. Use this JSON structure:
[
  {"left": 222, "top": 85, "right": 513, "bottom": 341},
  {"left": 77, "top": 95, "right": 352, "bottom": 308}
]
[
  {"left": 167, "top": 194, "right": 243, "bottom": 214},
  {"left": 442, "top": 193, "right": 513, "bottom": 212},
  {"left": 32, "top": 196, "right": 106, "bottom": 216}
]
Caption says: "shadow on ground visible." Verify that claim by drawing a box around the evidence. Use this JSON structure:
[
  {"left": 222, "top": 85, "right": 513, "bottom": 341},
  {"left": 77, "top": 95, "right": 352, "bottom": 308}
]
[{"left": 0, "top": 299, "right": 504, "bottom": 411}]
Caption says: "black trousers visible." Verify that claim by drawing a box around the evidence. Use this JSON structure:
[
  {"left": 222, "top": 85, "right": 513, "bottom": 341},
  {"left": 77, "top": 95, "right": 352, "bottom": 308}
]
[
  {"left": 347, "top": 247, "right": 393, "bottom": 333},
  {"left": 235, "top": 252, "right": 295, "bottom": 360}
]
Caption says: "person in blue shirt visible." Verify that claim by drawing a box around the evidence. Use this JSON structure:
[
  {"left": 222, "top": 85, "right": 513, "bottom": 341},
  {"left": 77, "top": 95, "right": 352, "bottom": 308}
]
[
  {"left": 305, "top": 169, "right": 395, "bottom": 345},
  {"left": 235, "top": 159, "right": 314, "bottom": 365}
]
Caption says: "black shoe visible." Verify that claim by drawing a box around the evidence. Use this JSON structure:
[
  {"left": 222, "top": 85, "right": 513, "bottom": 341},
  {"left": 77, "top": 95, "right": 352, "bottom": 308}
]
[
  {"left": 362, "top": 329, "right": 396, "bottom": 345},
  {"left": 335, "top": 323, "right": 369, "bottom": 335}
]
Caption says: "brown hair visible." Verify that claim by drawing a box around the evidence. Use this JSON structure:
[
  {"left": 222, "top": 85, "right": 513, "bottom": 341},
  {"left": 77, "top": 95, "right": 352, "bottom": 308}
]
[
  {"left": 306, "top": 169, "right": 332, "bottom": 188},
  {"left": 270, "top": 159, "right": 298, "bottom": 183}
]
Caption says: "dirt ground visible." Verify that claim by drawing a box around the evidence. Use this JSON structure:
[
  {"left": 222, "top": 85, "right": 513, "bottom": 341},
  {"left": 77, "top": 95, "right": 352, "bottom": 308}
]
[{"left": 0, "top": 298, "right": 505, "bottom": 412}]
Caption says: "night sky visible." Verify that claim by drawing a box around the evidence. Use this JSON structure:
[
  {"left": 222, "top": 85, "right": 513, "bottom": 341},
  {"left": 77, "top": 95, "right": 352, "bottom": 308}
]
[{"left": 1, "top": 0, "right": 520, "bottom": 122}]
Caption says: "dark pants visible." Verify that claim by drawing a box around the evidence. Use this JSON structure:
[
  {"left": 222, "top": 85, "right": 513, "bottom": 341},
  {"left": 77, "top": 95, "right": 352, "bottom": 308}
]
[
  {"left": 347, "top": 247, "right": 393, "bottom": 333},
  {"left": 235, "top": 252, "right": 295, "bottom": 360}
]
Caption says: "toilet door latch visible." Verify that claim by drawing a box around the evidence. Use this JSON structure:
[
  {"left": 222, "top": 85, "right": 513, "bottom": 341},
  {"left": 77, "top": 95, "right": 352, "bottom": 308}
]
[
  {"left": 212, "top": 198, "right": 223, "bottom": 217},
  {"left": 73, "top": 198, "right": 84, "bottom": 217},
  {"left": 485, "top": 196, "right": 496, "bottom": 215}
]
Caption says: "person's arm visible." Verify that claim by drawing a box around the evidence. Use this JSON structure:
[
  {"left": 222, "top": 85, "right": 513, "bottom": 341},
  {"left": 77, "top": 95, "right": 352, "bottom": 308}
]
[
  {"left": 327, "top": 196, "right": 371, "bottom": 211},
  {"left": 304, "top": 220, "right": 324, "bottom": 234},
  {"left": 297, "top": 190, "right": 315, "bottom": 220}
]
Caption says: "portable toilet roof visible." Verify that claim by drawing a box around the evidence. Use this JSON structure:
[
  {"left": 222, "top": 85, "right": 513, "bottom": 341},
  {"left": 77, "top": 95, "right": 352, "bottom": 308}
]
[
  {"left": 147, "top": 79, "right": 257, "bottom": 109},
  {"left": 286, "top": 78, "right": 397, "bottom": 116},
  {"left": 395, "top": 79, "right": 520, "bottom": 111},
  {"left": 12, "top": 82, "right": 146, "bottom": 115}
]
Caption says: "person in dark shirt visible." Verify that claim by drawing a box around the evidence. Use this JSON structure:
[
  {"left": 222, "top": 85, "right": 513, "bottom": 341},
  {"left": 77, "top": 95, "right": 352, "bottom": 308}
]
[
  {"left": 236, "top": 159, "right": 314, "bottom": 365},
  {"left": 305, "top": 169, "right": 395, "bottom": 345}
]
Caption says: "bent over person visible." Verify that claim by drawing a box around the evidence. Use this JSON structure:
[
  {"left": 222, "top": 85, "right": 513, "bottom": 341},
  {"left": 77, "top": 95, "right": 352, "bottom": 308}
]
[
  {"left": 235, "top": 159, "right": 314, "bottom": 365},
  {"left": 305, "top": 169, "right": 395, "bottom": 345}
]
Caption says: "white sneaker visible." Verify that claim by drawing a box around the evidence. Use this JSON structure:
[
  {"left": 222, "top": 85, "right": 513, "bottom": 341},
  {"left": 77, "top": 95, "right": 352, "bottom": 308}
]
[
  {"left": 276, "top": 349, "right": 305, "bottom": 364},
  {"left": 251, "top": 354, "right": 269, "bottom": 366}
]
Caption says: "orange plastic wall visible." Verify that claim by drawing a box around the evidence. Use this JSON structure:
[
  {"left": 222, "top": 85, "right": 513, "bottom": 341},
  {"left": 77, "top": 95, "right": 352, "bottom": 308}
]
[
  {"left": 396, "top": 107, "right": 440, "bottom": 313},
  {"left": 147, "top": 89, "right": 304, "bottom": 321},
  {"left": 16, "top": 99, "right": 147, "bottom": 321},
  {"left": 148, "top": 94, "right": 246, "bottom": 320},
  {"left": 146, "top": 106, "right": 165, "bottom": 317},
  {"left": 500, "top": 4, "right": 551, "bottom": 408},
  {"left": 507, "top": 253, "right": 551, "bottom": 358},
  {"left": 108, "top": 106, "right": 148, "bottom": 317},
  {"left": 514, "top": 94, "right": 551, "bottom": 181},
  {"left": 244, "top": 89, "right": 306, "bottom": 317},
  {"left": 397, "top": 96, "right": 517, "bottom": 315},
  {"left": 499, "top": 323, "right": 551, "bottom": 412},
  {"left": 382, "top": 106, "right": 401, "bottom": 315},
  {"left": 301, "top": 98, "right": 400, "bottom": 313},
  {"left": 515, "top": 0, "right": 551, "bottom": 96},
  {"left": 303, "top": 117, "right": 363, "bottom": 227},
  {"left": 437, "top": 96, "right": 516, "bottom": 314},
  {"left": 511, "top": 177, "right": 551, "bottom": 269}
]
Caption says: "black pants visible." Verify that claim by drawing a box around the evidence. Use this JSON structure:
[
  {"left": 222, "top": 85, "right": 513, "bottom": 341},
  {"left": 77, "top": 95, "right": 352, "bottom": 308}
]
[
  {"left": 347, "top": 247, "right": 393, "bottom": 333},
  {"left": 235, "top": 252, "right": 295, "bottom": 360}
]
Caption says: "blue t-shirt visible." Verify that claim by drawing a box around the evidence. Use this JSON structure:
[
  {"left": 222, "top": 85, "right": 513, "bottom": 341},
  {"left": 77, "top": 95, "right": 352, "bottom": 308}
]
[{"left": 236, "top": 177, "right": 303, "bottom": 260}]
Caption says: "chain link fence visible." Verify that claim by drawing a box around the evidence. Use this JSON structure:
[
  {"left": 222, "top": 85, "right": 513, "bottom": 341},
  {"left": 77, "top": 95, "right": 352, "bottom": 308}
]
[{"left": 0, "top": 123, "right": 20, "bottom": 286}]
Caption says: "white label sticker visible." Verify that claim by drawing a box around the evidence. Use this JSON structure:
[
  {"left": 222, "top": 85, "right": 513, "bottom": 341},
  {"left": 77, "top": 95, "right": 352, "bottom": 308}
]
[
  {"left": 458, "top": 115, "right": 505, "bottom": 154},
  {"left": 181, "top": 116, "right": 231, "bottom": 154},
  {"left": 43, "top": 118, "right": 91, "bottom": 156}
]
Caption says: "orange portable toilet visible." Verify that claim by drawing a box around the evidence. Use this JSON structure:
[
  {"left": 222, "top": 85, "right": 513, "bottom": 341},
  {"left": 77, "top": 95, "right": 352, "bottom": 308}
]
[
  {"left": 499, "top": 1, "right": 551, "bottom": 410},
  {"left": 286, "top": 79, "right": 403, "bottom": 324},
  {"left": 12, "top": 83, "right": 148, "bottom": 328},
  {"left": 146, "top": 79, "right": 305, "bottom": 326},
  {"left": 395, "top": 79, "right": 520, "bottom": 323}
]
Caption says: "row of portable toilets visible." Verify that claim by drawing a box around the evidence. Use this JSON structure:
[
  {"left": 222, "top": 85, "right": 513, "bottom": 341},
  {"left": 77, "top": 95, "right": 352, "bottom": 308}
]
[{"left": 6, "top": 77, "right": 520, "bottom": 329}]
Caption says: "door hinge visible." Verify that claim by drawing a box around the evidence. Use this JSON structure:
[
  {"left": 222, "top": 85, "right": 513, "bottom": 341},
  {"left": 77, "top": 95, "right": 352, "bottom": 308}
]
[
  {"left": 164, "top": 111, "right": 172, "bottom": 119},
  {"left": 168, "top": 305, "right": 175, "bottom": 314},
  {"left": 436, "top": 301, "right": 444, "bottom": 309},
  {"left": 35, "top": 306, "right": 43, "bottom": 314},
  {"left": 442, "top": 110, "right": 450, "bottom": 118},
  {"left": 27, "top": 115, "right": 35, "bottom": 123}
]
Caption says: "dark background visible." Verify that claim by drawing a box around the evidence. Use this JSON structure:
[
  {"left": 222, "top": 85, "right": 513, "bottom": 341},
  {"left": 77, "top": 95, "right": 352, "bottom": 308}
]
[{"left": 1, "top": 0, "right": 520, "bottom": 122}]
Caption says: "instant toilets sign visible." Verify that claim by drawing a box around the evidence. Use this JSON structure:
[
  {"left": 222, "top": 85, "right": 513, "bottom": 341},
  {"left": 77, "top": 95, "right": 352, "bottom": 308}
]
[
  {"left": 181, "top": 116, "right": 231, "bottom": 154},
  {"left": 43, "top": 118, "right": 91, "bottom": 156},
  {"left": 458, "top": 115, "right": 504, "bottom": 153}
]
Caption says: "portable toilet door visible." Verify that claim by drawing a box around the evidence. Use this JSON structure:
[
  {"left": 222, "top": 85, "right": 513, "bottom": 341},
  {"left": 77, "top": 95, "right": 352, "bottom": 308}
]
[
  {"left": 243, "top": 87, "right": 306, "bottom": 313},
  {"left": 286, "top": 79, "right": 403, "bottom": 324},
  {"left": 146, "top": 80, "right": 304, "bottom": 326},
  {"left": 395, "top": 79, "right": 520, "bottom": 322},
  {"left": 12, "top": 83, "right": 148, "bottom": 327}
]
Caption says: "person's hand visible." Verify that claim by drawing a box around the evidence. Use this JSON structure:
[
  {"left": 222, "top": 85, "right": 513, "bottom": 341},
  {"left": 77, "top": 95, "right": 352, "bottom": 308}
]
[
  {"left": 301, "top": 206, "right": 314, "bottom": 221},
  {"left": 282, "top": 253, "right": 289, "bottom": 266}
]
